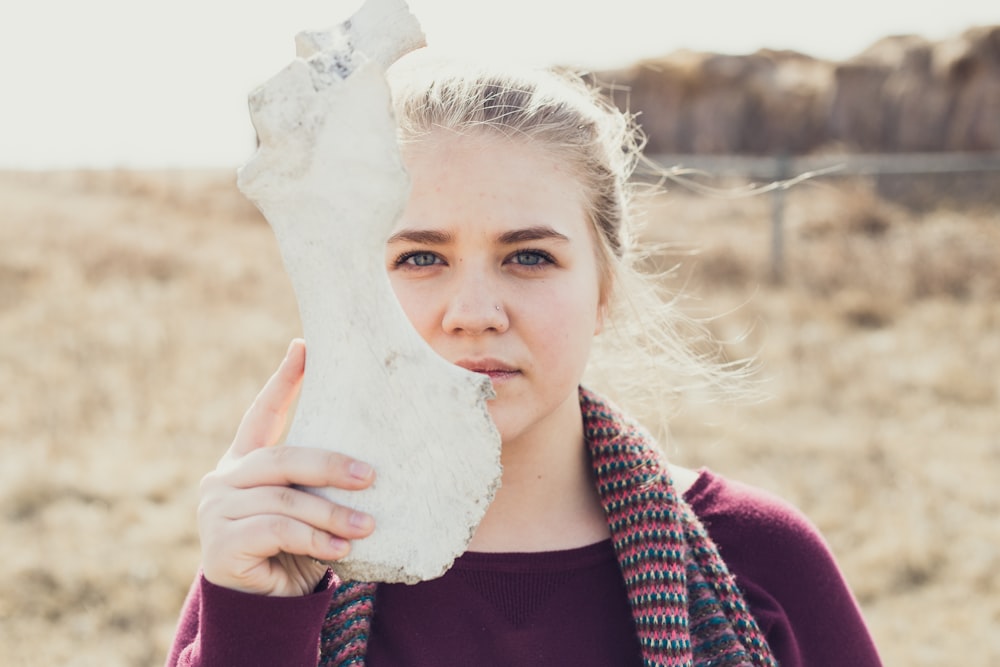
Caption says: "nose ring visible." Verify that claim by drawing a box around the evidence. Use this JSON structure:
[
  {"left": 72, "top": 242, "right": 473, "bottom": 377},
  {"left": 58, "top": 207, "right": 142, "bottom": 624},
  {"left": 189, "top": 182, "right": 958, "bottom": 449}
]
[{"left": 495, "top": 305, "right": 502, "bottom": 312}]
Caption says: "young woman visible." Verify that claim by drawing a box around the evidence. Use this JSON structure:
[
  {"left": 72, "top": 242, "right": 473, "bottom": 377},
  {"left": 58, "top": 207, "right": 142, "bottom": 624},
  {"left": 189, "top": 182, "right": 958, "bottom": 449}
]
[{"left": 167, "top": 59, "right": 883, "bottom": 666}]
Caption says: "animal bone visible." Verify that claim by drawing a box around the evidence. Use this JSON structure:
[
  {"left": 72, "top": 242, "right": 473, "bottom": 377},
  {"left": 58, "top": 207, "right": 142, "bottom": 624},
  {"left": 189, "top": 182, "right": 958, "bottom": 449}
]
[{"left": 236, "top": 0, "right": 502, "bottom": 583}]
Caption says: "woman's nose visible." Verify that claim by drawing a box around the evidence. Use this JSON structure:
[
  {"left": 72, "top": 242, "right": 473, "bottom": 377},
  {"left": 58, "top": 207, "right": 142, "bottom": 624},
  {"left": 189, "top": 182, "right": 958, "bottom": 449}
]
[{"left": 441, "top": 273, "right": 509, "bottom": 335}]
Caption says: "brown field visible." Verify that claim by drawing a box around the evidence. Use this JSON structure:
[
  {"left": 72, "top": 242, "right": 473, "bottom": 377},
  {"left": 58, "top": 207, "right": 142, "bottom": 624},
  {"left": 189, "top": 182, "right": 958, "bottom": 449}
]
[{"left": 1, "top": 169, "right": 997, "bottom": 666}]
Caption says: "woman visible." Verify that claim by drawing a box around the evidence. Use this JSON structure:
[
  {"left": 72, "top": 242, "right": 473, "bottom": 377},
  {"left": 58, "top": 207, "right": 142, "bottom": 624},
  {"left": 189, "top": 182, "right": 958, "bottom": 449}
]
[{"left": 167, "top": 59, "right": 883, "bottom": 666}]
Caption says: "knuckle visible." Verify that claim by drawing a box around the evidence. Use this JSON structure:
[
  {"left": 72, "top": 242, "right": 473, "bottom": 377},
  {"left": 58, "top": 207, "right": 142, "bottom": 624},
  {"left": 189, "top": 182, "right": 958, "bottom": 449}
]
[
  {"left": 271, "top": 445, "right": 298, "bottom": 466},
  {"left": 263, "top": 401, "right": 284, "bottom": 422},
  {"left": 267, "top": 515, "right": 292, "bottom": 543},
  {"left": 198, "top": 469, "right": 221, "bottom": 494},
  {"left": 322, "top": 450, "right": 347, "bottom": 471},
  {"left": 197, "top": 480, "right": 225, "bottom": 518},
  {"left": 275, "top": 486, "right": 298, "bottom": 511},
  {"left": 196, "top": 497, "right": 214, "bottom": 523},
  {"left": 311, "top": 528, "right": 328, "bottom": 551},
  {"left": 326, "top": 503, "right": 345, "bottom": 531},
  {"left": 321, "top": 531, "right": 350, "bottom": 559}
]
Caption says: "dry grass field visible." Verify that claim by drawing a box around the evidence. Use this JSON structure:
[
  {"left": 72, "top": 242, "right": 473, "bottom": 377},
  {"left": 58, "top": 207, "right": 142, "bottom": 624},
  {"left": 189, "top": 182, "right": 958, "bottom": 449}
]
[{"left": 1, "top": 168, "right": 997, "bottom": 666}]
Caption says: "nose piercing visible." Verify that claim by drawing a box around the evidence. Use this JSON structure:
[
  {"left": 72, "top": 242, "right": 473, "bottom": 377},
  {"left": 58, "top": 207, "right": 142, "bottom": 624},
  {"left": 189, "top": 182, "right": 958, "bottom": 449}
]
[{"left": 495, "top": 305, "right": 502, "bottom": 311}]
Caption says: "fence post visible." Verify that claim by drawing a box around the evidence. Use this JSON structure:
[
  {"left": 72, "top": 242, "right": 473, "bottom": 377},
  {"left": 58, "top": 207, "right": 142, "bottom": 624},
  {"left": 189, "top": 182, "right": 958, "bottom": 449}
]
[{"left": 770, "top": 154, "right": 789, "bottom": 283}]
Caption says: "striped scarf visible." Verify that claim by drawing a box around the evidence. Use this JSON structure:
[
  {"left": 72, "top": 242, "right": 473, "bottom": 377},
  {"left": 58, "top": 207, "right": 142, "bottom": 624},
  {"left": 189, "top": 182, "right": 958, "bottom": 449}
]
[{"left": 319, "top": 387, "right": 777, "bottom": 667}]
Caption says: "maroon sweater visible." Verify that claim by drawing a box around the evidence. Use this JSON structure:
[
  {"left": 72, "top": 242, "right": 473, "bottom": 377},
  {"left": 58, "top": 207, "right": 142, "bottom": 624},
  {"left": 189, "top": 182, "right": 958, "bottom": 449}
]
[{"left": 166, "top": 469, "right": 882, "bottom": 666}]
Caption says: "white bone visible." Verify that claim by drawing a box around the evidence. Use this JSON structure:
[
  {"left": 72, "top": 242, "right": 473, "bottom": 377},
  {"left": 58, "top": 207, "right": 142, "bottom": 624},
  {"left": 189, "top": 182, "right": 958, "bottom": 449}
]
[{"left": 236, "top": 0, "right": 501, "bottom": 583}]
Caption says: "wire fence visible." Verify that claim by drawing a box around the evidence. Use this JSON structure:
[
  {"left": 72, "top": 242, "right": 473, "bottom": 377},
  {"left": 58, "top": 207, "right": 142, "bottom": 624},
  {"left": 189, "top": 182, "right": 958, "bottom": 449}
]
[{"left": 643, "top": 151, "right": 1000, "bottom": 281}]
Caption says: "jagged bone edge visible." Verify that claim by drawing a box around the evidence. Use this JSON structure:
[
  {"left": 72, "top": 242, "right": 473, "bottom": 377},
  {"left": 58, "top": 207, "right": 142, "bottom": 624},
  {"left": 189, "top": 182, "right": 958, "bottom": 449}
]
[{"left": 295, "top": 0, "right": 426, "bottom": 72}]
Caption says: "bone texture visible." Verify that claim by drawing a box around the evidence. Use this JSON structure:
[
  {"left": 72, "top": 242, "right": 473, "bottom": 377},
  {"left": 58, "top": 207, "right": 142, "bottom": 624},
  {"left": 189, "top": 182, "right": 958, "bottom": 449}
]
[{"left": 236, "top": 0, "right": 502, "bottom": 583}]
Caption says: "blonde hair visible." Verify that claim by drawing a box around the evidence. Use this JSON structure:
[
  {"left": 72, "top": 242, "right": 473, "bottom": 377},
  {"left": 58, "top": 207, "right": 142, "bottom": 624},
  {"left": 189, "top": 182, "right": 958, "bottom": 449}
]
[{"left": 388, "top": 55, "right": 752, "bottom": 434}]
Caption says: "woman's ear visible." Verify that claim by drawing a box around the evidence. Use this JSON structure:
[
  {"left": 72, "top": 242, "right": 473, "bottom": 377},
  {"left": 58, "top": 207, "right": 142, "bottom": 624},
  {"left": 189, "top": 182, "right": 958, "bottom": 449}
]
[
  {"left": 594, "top": 299, "right": 607, "bottom": 336},
  {"left": 594, "top": 270, "right": 614, "bottom": 335}
]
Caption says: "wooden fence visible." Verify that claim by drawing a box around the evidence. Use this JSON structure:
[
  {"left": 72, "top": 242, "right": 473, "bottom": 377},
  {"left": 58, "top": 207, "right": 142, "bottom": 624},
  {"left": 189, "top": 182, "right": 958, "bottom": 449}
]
[{"left": 643, "top": 152, "right": 1000, "bottom": 281}]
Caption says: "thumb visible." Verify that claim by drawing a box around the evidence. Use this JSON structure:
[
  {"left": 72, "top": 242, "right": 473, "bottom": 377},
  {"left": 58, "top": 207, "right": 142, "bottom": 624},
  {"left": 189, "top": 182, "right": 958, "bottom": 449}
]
[{"left": 229, "top": 338, "right": 306, "bottom": 458}]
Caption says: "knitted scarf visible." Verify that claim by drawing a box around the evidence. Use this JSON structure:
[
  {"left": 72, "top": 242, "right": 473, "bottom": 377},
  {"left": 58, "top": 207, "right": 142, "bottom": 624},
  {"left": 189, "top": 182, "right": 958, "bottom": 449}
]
[{"left": 319, "top": 388, "right": 777, "bottom": 667}]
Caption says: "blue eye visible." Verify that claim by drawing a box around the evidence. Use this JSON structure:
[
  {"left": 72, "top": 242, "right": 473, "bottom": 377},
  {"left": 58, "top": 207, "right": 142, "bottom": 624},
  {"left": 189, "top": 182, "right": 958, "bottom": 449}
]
[
  {"left": 511, "top": 250, "right": 553, "bottom": 267},
  {"left": 399, "top": 252, "right": 439, "bottom": 267}
]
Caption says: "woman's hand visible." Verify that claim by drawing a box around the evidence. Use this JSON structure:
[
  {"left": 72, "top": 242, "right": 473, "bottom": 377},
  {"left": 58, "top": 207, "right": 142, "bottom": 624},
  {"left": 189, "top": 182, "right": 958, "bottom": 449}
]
[{"left": 198, "top": 339, "right": 376, "bottom": 597}]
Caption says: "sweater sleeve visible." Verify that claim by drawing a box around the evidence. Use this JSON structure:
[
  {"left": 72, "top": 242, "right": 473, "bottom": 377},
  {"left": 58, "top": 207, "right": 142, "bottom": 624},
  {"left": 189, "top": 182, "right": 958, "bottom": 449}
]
[
  {"left": 165, "top": 570, "right": 337, "bottom": 667},
  {"left": 685, "top": 470, "right": 883, "bottom": 667}
]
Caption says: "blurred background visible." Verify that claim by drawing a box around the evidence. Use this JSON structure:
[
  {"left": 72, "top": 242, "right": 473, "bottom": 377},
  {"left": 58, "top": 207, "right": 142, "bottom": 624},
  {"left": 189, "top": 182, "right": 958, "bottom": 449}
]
[{"left": 1, "top": 1, "right": 998, "bottom": 665}]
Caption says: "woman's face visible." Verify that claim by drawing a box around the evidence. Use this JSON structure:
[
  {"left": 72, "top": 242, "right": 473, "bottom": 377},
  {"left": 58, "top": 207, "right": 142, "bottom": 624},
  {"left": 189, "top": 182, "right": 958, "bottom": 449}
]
[{"left": 386, "top": 131, "right": 605, "bottom": 446}]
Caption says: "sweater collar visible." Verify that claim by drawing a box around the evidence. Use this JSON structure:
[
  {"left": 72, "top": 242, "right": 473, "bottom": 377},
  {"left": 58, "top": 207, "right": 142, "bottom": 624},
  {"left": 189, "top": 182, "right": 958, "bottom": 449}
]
[{"left": 321, "top": 388, "right": 776, "bottom": 667}]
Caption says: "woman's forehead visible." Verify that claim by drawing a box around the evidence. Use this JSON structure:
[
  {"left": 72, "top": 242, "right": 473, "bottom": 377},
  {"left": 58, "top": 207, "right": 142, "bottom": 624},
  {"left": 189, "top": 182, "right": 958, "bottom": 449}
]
[{"left": 402, "top": 131, "right": 585, "bottom": 201}]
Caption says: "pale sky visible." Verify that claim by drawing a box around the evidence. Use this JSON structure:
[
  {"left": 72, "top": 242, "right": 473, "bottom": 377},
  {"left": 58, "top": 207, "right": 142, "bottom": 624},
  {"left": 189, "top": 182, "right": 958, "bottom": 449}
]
[{"left": 2, "top": 0, "right": 997, "bottom": 168}]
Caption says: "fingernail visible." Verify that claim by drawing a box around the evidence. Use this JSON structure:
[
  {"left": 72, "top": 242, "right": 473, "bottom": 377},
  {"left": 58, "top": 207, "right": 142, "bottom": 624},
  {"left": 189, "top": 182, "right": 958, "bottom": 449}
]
[
  {"left": 349, "top": 461, "right": 373, "bottom": 480},
  {"left": 286, "top": 338, "right": 304, "bottom": 357},
  {"left": 349, "top": 511, "right": 372, "bottom": 530},
  {"left": 330, "top": 536, "right": 349, "bottom": 552}
]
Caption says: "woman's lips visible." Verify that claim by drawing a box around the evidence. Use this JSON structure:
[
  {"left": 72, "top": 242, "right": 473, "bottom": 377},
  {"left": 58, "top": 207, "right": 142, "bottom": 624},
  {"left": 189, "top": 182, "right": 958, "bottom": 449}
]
[
  {"left": 455, "top": 359, "right": 520, "bottom": 382},
  {"left": 479, "top": 369, "right": 518, "bottom": 381}
]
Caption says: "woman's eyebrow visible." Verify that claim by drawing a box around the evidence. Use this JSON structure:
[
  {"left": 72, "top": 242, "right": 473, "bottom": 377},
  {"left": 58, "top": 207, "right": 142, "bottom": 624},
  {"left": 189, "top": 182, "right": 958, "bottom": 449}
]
[
  {"left": 497, "top": 226, "right": 570, "bottom": 245},
  {"left": 386, "top": 229, "right": 453, "bottom": 245}
]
